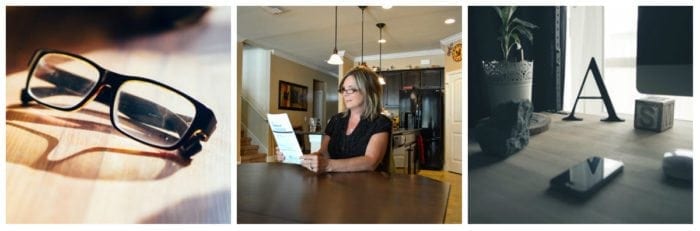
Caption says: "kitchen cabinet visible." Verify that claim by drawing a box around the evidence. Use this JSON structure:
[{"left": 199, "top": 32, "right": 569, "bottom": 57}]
[
  {"left": 381, "top": 71, "right": 401, "bottom": 108},
  {"left": 420, "top": 68, "right": 443, "bottom": 89},
  {"left": 401, "top": 70, "right": 420, "bottom": 89},
  {"left": 381, "top": 67, "right": 444, "bottom": 108}
]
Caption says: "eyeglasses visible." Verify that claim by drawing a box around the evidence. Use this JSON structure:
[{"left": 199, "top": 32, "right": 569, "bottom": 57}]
[
  {"left": 20, "top": 49, "right": 217, "bottom": 158},
  {"left": 338, "top": 87, "right": 360, "bottom": 94}
]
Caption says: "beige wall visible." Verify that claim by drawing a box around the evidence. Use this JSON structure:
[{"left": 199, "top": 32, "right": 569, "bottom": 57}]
[
  {"left": 362, "top": 54, "right": 445, "bottom": 72},
  {"left": 236, "top": 41, "right": 243, "bottom": 164},
  {"left": 269, "top": 55, "right": 339, "bottom": 132}
]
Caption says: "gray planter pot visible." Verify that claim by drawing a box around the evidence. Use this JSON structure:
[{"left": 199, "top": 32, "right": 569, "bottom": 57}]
[{"left": 482, "top": 60, "right": 533, "bottom": 112}]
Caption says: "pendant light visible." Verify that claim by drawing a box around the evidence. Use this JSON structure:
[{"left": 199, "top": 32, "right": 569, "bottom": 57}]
[
  {"left": 377, "top": 22, "right": 386, "bottom": 85},
  {"left": 359, "top": 6, "right": 367, "bottom": 66},
  {"left": 327, "top": 6, "right": 343, "bottom": 65}
]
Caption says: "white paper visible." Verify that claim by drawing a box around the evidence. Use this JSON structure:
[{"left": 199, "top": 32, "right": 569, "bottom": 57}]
[{"left": 267, "top": 113, "right": 303, "bottom": 164}]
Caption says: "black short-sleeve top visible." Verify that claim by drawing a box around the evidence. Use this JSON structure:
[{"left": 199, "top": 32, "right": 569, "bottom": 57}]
[{"left": 324, "top": 113, "right": 392, "bottom": 159}]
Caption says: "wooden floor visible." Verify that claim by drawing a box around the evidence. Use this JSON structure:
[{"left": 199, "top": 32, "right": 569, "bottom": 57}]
[
  {"left": 418, "top": 169, "right": 462, "bottom": 224},
  {"left": 468, "top": 113, "right": 692, "bottom": 224}
]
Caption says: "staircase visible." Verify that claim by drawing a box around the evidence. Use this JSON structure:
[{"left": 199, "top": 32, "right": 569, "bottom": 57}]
[{"left": 240, "top": 130, "right": 267, "bottom": 163}]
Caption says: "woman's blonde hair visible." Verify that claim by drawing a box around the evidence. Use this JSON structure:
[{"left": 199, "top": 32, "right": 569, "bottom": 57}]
[{"left": 339, "top": 66, "right": 383, "bottom": 120}]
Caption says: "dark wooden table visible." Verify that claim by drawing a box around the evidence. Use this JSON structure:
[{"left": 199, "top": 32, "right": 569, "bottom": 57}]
[
  {"left": 237, "top": 163, "right": 450, "bottom": 223},
  {"left": 469, "top": 113, "right": 692, "bottom": 223}
]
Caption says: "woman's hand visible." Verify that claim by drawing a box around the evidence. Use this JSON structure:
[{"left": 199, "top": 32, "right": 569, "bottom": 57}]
[
  {"left": 302, "top": 152, "right": 330, "bottom": 173},
  {"left": 275, "top": 147, "right": 285, "bottom": 162}
]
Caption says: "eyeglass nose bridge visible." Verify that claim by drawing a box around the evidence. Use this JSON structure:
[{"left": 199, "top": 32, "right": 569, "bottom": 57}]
[
  {"left": 92, "top": 71, "right": 129, "bottom": 106},
  {"left": 340, "top": 88, "right": 358, "bottom": 94}
]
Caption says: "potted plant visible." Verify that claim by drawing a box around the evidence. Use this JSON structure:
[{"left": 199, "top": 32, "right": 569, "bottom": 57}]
[{"left": 483, "top": 6, "right": 538, "bottom": 112}]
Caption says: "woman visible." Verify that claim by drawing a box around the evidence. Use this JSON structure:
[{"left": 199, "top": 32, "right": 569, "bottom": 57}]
[{"left": 277, "top": 66, "right": 392, "bottom": 173}]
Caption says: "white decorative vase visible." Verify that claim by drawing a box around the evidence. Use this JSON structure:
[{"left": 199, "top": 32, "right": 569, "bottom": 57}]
[{"left": 482, "top": 60, "right": 533, "bottom": 112}]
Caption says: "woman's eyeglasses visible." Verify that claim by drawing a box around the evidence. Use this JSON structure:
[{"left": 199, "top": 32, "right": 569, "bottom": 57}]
[
  {"left": 338, "top": 87, "right": 359, "bottom": 94},
  {"left": 20, "top": 49, "right": 217, "bottom": 158}
]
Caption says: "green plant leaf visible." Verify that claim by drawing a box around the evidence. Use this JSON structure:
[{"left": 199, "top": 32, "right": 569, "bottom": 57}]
[
  {"left": 515, "top": 26, "right": 534, "bottom": 42},
  {"left": 508, "top": 33, "right": 521, "bottom": 53},
  {"left": 512, "top": 34, "right": 522, "bottom": 49},
  {"left": 492, "top": 6, "right": 537, "bottom": 61},
  {"left": 493, "top": 7, "right": 507, "bottom": 25},
  {"left": 506, "top": 6, "right": 517, "bottom": 24},
  {"left": 513, "top": 18, "right": 538, "bottom": 29}
]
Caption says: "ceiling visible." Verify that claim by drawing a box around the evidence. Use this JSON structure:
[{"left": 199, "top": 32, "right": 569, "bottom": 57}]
[{"left": 237, "top": 6, "right": 462, "bottom": 76}]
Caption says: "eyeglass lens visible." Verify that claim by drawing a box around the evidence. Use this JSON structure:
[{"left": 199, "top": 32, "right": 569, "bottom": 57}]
[
  {"left": 27, "top": 53, "right": 100, "bottom": 109},
  {"left": 113, "top": 80, "right": 197, "bottom": 147},
  {"left": 27, "top": 53, "right": 197, "bottom": 148},
  {"left": 339, "top": 88, "right": 358, "bottom": 94}
]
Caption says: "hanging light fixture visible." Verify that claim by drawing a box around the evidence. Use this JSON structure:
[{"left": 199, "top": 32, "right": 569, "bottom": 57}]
[
  {"left": 377, "top": 22, "right": 386, "bottom": 85},
  {"left": 359, "top": 6, "right": 367, "bottom": 66},
  {"left": 327, "top": 6, "right": 343, "bottom": 65}
]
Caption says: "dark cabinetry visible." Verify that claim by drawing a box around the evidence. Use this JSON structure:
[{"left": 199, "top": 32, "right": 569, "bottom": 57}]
[
  {"left": 381, "top": 71, "right": 402, "bottom": 108},
  {"left": 420, "top": 69, "right": 443, "bottom": 89},
  {"left": 401, "top": 70, "right": 420, "bottom": 88},
  {"left": 381, "top": 67, "right": 444, "bottom": 108}
]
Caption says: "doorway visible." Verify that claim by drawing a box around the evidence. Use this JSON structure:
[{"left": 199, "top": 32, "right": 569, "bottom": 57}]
[{"left": 313, "top": 80, "right": 325, "bottom": 130}]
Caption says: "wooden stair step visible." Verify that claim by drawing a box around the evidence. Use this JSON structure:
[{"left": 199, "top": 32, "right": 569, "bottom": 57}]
[
  {"left": 241, "top": 153, "right": 267, "bottom": 162},
  {"left": 241, "top": 137, "right": 252, "bottom": 146},
  {"left": 242, "top": 149, "right": 262, "bottom": 156},
  {"left": 241, "top": 144, "right": 259, "bottom": 151}
]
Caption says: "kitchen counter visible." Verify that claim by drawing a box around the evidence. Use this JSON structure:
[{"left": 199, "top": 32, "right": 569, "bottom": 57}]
[
  {"left": 390, "top": 129, "right": 422, "bottom": 174},
  {"left": 392, "top": 128, "right": 423, "bottom": 135}
]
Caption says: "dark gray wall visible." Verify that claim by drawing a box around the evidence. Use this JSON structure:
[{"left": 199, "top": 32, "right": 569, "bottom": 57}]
[{"left": 468, "top": 6, "right": 566, "bottom": 128}]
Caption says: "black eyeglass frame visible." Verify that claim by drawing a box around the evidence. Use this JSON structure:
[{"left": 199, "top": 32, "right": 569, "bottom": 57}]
[
  {"left": 338, "top": 87, "right": 360, "bottom": 94},
  {"left": 20, "top": 49, "right": 217, "bottom": 158}
]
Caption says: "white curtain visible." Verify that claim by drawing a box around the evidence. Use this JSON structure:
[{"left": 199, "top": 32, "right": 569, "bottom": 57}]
[{"left": 564, "top": 6, "right": 604, "bottom": 115}]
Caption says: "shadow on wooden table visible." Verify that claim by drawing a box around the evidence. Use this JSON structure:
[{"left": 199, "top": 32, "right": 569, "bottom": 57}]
[
  {"left": 139, "top": 188, "right": 231, "bottom": 224},
  {"left": 6, "top": 105, "right": 192, "bottom": 181},
  {"left": 662, "top": 175, "right": 693, "bottom": 189},
  {"left": 468, "top": 151, "right": 506, "bottom": 171}
]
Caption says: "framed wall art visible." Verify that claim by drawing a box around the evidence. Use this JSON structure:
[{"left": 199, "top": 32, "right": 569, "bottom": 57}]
[{"left": 278, "top": 80, "right": 308, "bottom": 111}]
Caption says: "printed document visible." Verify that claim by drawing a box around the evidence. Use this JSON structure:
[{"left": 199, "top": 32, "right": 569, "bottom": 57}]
[{"left": 267, "top": 113, "right": 303, "bottom": 164}]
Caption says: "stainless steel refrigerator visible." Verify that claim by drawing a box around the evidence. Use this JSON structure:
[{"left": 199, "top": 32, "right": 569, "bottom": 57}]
[{"left": 399, "top": 88, "right": 444, "bottom": 170}]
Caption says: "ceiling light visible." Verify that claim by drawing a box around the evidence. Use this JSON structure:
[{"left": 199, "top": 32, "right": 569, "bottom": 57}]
[
  {"left": 359, "top": 6, "right": 367, "bottom": 65},
  {"left": 378, "top": 39, "right": 386, "bottom": 43},
  {"left": 327, "top": 6, "right": 343, "bottom": 65},
  {"left": 382, "top": 5, "right": 392, "bottom": 10},
  {"left": 328, "top": 53, "right": 344, "bottom": 65},
  {"left": 444, "top": 18, "right": 456, "bottom": 24},
  {"left": 377, "top": 22, "right": 386, "bottom": 84}
]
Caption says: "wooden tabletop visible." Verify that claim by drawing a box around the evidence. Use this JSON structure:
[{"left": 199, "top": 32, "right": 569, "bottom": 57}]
[
  {"left": 237, "top": 163, "right": 450, "bottom": 224},
  {"left": 5, "top": 7, "right": 231, "bottom": 223},
  {"left": 469, "top": 113, "right": 693, "bottom": 223}
]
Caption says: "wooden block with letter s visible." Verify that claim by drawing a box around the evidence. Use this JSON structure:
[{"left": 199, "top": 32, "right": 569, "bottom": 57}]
[{"left": 634, "top": 97, "right": 674, "bottom": 132}]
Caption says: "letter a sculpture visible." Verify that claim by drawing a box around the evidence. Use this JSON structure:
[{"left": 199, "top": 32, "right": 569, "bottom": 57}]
[{"left": 563, "top": 57, "right": 624, "bottom": 122}]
